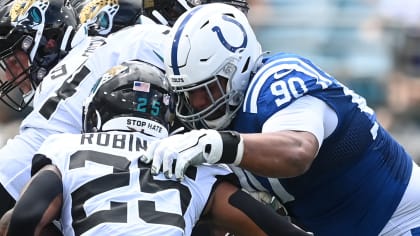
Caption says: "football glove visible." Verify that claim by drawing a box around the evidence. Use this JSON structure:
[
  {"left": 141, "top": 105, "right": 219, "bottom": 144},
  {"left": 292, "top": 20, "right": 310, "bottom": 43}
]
[{"left": 141, "top": 129, "right": 244, "bottom": 180}]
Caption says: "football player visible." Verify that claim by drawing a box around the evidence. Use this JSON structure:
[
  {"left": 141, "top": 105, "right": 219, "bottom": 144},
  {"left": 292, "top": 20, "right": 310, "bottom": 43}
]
[{"left": 0, "top": 60, "right": 312, "bottom": 236}]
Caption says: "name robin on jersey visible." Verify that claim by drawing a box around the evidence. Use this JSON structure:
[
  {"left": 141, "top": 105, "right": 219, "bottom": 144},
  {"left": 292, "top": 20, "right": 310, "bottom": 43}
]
[{"left": 81, "top": 132, "right": 148, "bottom": 152}]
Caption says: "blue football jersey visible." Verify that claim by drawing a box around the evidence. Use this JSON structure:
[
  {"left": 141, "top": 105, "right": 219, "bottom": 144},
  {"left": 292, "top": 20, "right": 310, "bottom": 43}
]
[{"left": 232, "top": 52, "right": 413, "bottom": 235}]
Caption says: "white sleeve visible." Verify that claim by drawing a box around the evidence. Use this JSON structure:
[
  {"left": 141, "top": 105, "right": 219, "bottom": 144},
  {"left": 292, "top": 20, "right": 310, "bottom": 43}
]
[
  {"left": 0, "top": 128, "right": 49, "bottom": 199},
  {"left": 262, "top": 95, "right": 338, "bottom": 149}
]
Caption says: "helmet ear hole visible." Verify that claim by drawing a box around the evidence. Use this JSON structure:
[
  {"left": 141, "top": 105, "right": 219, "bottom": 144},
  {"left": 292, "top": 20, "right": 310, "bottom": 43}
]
[{"left": 229, "top": 90, "right": 243, "bottom": 106}]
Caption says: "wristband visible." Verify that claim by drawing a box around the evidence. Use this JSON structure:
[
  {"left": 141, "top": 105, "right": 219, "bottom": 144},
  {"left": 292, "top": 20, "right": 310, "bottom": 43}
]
[{"left": 218, "top": 131, "right": 244, "bottom": 165}]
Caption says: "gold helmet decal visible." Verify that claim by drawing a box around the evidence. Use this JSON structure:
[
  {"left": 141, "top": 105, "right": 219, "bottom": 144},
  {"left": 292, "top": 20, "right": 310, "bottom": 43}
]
[
  {"left": 93, "top": 64, "right": 128, "bottom": 93},
  {"left": 10, "top": 0, "right": 49, "bottom": 25},
  {"left": 79, "top": 0, "right": 118, "bottom": 23},
  {"left": 143, "top": 0, "right": 154, "bottom": 9},
  {"left": 79, "top": 0, "right": 119, "bottom": 35},
  {"left": 102, "top": 64, "right": 128, "bottom": 81}
]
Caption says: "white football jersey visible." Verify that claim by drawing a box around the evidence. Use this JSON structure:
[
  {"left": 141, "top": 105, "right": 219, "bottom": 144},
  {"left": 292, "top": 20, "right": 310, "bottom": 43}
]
[
  {"left": 38, "top": 131, "right": 231, "bottom": 236},
  {"left": 0, "top": 24, "right": 170, "bottom": 199}
]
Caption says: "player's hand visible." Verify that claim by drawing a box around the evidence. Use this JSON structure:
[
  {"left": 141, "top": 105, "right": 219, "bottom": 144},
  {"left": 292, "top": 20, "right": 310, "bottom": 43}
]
[
  {"left": 140, "top": 133, "right": 187, "bottom": 178},
  {"left": 141, "top": 129, "right": 244, "bottom": 180}
]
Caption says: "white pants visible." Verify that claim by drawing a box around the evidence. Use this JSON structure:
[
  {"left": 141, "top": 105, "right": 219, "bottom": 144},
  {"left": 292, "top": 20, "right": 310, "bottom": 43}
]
[{"left": 380, "top": 161, "right": 420, "bottom": 236}]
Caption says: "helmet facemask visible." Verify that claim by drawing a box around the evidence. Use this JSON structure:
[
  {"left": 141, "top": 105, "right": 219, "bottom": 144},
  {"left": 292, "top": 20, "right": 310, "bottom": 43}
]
[
  {"left": 0, "top": 0, "right": 79, "bottom": 111},
  {"left": 175, "top": 76, "right": 243, "bottom": 130},
  {"left": 0, "top": 35, "right": 37, "bottom": 111},
  {"left": 172, "top": 56, "right": 246, "bottom": 130}
]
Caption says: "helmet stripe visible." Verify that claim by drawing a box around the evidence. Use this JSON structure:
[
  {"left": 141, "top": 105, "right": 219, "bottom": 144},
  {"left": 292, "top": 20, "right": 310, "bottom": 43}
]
[{"left": 171, "top": 5, "right": 203, "bottom": 76}]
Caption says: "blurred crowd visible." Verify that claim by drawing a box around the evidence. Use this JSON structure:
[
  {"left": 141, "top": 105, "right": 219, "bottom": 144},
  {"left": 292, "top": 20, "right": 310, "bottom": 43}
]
[{"left": 1, "top": 0, "right": 420, "bottom": 162}]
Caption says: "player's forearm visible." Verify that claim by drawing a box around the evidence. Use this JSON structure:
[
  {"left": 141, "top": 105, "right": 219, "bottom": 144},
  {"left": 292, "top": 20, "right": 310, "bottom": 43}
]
[
  {"left": 210, "top": 181, "right": 312, "bottom": 236},
  {"left": 144, "top": 129, "right": 318, "bottom": 180},
  {"left": 0, "top": 209, "right": 12, "bottom": 236},
  {"left": 239, "top": 131, "right": 318, "bottom": 178},
  {"left": 8, "top": 166, "right": 63, "bottom": 236},
  {"left": 229, "top": 190, "right": 313, "bottom": 236}
]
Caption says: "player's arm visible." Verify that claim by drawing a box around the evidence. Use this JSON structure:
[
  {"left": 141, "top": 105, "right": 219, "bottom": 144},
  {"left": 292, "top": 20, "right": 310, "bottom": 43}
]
[
  {"left": 203, "top": 180, "right": 313, "bottom": 236},
  {"left": 144, "top": 95, "right": 329, "bottom": 180},
  {"left": 6, "top": 163, "right": 63, "bottom": 236},
  {"left": 239, "top": 130, "right": 318, "bottom": 177},
  {"left": 240, "top": 95, "right": 334, "bottom": 177},
  {"left": 0, "top": 209, "right": 12, "bottom": 236}
]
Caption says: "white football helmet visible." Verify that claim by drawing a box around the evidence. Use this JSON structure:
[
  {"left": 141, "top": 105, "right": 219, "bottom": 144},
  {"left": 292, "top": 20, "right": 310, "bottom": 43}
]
[{"left": 164, "top": 3, "right": 262, "bottom": 130}]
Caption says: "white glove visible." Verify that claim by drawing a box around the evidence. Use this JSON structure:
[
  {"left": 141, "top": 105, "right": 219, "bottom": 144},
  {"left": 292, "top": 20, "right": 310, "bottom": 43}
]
[{"left": 141, "top": 129, "right": 244, "bottom": 180}]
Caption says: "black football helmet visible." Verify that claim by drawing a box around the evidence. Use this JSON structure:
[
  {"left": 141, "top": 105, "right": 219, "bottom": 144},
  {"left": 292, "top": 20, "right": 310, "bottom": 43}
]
[
  {"left": 0, "top": 0, "right": 79, "bottom": 111},
  {"left": 76, "top": 0, "right": 184, "bottom": 36},
  {"left": 77, "top": 0, "right": 144, "bottom": 36},
  {"left": 187, "top": 0, "right": 248, "bottom": 14},
  {"left": 83, "top": 60, "right": 176, "bottom": 138},
  {"left": 146, "top": 0, "right": 249, "bottom": 26},
  {"left": 76, "top": 0, "right": 249, "bottom": 36}
]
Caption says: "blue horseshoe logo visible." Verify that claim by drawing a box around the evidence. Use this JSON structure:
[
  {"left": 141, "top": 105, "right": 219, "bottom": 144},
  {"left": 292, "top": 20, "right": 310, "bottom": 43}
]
[
  {"left": 170, "top": 6, "right": 247, "bottom": 76},
  {"left": 212, "top": 15, "right": 247, "bottom": 52}
]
